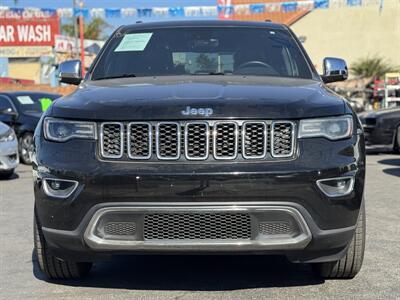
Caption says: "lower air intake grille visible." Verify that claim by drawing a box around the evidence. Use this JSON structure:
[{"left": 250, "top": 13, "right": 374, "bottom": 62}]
[
  {"left": 259, "top": 221, "right": 294, "bottom": 235},
  {"left": 104, "top": 222, "right": 136, "bottom": 236},
  {"left": 143, "top": 213, "right": 251, "bottom": 240}
]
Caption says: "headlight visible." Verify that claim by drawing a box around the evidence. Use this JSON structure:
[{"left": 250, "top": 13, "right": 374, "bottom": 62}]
[
  {"left": 44, "top": 118, "right": 96, "bottom": 142},
  {"left": 298, "top": 115, "right": 353, "bottom": 140},
  {"left": 0, "top": 129, "right": 16, "bottom": 142}
]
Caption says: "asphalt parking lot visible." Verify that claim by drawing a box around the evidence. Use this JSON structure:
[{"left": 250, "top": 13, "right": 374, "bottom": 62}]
[{"left": 0, "top": 152, "right": 399, "bottom": 300}]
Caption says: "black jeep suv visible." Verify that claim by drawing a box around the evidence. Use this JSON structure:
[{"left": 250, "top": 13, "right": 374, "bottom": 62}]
[{"left": 32, "top": 21, "right": 366, "bottom": 280}]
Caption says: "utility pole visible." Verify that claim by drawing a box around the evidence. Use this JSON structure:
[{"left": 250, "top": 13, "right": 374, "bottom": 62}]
[
  {"left": 73, "top": 0, "right": 79, "bottom": 58},
  {"left": 79, "top": 1, "right": 85, "bottom": 77}
]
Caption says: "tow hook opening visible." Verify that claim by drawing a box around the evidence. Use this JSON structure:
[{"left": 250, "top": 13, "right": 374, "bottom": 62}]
[{"left": 316, "top": 176, "right": 355, "bottom": 197}]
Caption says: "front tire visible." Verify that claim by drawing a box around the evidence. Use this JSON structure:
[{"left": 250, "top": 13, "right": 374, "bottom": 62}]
[
  {"left": 19, "top": 132, "right": 33, "bottom": 165},
  {"left": 313, "top": 202, "right": 366, "bottom": 279},
  {"left": 394, "top": 126, "right": 400, "bottom": 154},
  {"left": 0, "top": 170, "right": 14, "bottom": 179},
  {"left": 34, "top": 212, "right": 92, "bottom": 279}
]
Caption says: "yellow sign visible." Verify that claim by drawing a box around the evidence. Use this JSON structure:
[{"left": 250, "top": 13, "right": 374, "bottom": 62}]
[{"left": 0, "top": 46, "right": 52, "bottom": 58}]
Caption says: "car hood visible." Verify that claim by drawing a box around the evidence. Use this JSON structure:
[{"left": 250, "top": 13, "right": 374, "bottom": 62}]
[
  {"left": 51, "top": 76, "right": 346, "bottom": 120},
  {"left": 0, "top": 122, "right": 11, "bottom": 135},
  {"left": 23, "top": 111, "right": 43, "bottom": 119},
  {"left": 359, "top": 108, "right": 400, "bottom": 119}
]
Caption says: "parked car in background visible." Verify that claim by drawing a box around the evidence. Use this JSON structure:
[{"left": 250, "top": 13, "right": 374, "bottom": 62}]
[
  {"left": 0, "top": 91, "right": 61, "bottom": 164},
  {"left": 0, "top": 122, "right": 18, "bottom": 178},
  {"left": 359, "top": 108, "right": 400, "bottom": 153}
]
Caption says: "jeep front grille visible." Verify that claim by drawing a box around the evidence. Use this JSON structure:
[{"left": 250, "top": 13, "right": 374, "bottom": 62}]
[
  {"left": 156, "top": 122, "right": 181, "bottom": 160},
  {"left": 100, "top": 122, "right": 124, "bottom": 158},
  {"left": 272, "top": 122, "right": 295, "bottom": 157},
  {"left": 128, "top": 122, "right": 152, "bottom": 159},
  {"left": 99, "top": 120, "right": 296, "bottom": 161},
  {"left": 242, "top": 121, "right": 267, "bottom": 159},
  {"left": 213, "top": 122, "right": 239, "bottom": 159},
  {"left": 185, "top": 122, "right": 209, "bottom": 160}
]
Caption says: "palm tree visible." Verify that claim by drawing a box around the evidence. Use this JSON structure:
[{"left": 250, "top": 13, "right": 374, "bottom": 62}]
[
  {"left": 61, "top": 17, "right": 110, "bottom": 40},
  {"left": 350, "top": 57, "right": 399, "bottom": 79}
]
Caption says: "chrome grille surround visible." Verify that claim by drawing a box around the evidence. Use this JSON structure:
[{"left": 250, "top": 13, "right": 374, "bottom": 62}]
[
  {"left": 100, "top": 122, "right": 124, "bottom": 158},
  {"left": 99, "top": 120, "right": 296, "bottom": 161},
  {"left": 156, "top": 122, "right": 181, "bottom": 160},
  {"left": 242, "top": 121, "right": 268, "bottom": 159},
  {"left": 127, "top": 122, "right": 152, "bottom": 159},
  {"left": 184, "top": 122, "right": 210, "bottom": 160},
  {"left": 271, "top": 121, "right": 296, "bottom": 158},
  {"left": 213, "top": 121, "right": 239, "bottom": 160}
]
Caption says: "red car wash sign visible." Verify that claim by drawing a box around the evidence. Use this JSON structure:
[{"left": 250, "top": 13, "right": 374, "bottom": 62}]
[{"left": 0, "top": 13, "right": 59, "bottom": 46}]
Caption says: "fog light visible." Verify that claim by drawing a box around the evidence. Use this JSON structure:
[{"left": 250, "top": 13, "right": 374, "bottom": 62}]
[
  {"left": 50, "top": 180, "right": 61, "bottom": 190},
  {"left": 316, "top": 176, "right": 354, "bottom": 197},
  {"left": 43, "top": 178, "right": 78, "bottom": 198}
]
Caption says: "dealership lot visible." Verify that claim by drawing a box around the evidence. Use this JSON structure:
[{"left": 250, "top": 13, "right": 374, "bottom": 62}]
[{"left": 0, "top": 153, "right": 399, "bottom": 300}]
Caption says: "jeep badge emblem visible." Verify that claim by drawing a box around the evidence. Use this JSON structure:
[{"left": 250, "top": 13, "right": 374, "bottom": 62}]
[{"left": 181, "top": 106, "right": 213, "bottom": 117}]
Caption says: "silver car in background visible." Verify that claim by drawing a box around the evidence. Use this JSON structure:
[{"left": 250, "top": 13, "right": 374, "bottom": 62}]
[{"left": 0, "top": 121, "right": 19, "bottom": 178}]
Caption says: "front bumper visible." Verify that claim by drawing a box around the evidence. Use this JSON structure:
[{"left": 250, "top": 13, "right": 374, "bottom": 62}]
[
  {"left": 33, "top": 134, "right": 365, "bottom": 263},
  {"left": 41, "top": 201, "right": 357, "bottom": 263},
  {"left": 83, "top": 203, "right": 312, "bottom": 251}
]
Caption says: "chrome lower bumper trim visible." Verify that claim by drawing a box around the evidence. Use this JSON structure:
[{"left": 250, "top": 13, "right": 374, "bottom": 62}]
[{"left": 83, "top": 203, "right": 312, "bottom": 251}]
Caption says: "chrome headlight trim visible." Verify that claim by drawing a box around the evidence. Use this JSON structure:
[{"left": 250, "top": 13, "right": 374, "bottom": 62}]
[
  {"left": 298, "top": 115, "right": 353, "bottom": 140},
  {"left": 44, "top": 117, "right": 97, "bottom": 142}
]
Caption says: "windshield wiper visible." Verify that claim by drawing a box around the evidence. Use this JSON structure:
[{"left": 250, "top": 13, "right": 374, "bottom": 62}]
[
  {"left": 192, "top": 72, "right": 226, "bottom": 76},
  {"left": 94, "top": 74, "right": 137, "bottom": 80}
]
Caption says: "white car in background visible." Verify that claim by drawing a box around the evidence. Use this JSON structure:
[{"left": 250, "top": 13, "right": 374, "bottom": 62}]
[{"left": 0, "top": 121, "right": 19, "bottom": 178}]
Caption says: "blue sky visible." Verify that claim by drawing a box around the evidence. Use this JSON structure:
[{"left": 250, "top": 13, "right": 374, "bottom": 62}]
[{"left": 1, "top": 0, "right": 218, "bottom": 29}]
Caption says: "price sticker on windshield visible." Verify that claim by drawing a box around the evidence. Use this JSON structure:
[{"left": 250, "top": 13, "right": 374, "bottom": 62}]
[
  {"left": 114, "top": 33, "right": 153, "bottom": 52},
  {"left": 16, "top": 96, "right": 34, "bottom": 105}
]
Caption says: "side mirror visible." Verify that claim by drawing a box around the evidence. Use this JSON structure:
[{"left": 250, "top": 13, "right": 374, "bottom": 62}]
[
  {"left": 321, "top": 57, "right": 348, "bottom": 84},
  {"left": 1, "top": 108, "right": 18, "bottom": 118},
  {"left": 58, "top": 60, "right": 82, "bottom": 85}
]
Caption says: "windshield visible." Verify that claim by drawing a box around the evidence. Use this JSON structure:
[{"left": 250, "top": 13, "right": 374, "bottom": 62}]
[
  {"left": 14, "top": 94, "right": 60, "bottom": 113},
  {"left": 91, "top": 27, "right": 313, "bottom": 80}
]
